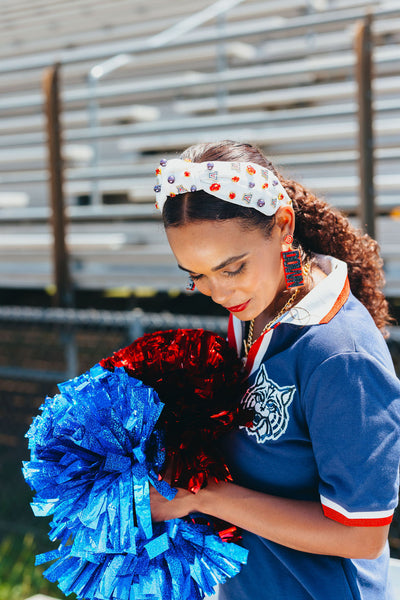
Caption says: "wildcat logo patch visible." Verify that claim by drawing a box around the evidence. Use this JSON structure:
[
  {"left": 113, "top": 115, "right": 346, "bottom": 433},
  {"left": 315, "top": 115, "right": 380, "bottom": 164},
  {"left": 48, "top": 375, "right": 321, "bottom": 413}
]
[{"left": 240, "top": 364, "right": 295, "bottom": 442}]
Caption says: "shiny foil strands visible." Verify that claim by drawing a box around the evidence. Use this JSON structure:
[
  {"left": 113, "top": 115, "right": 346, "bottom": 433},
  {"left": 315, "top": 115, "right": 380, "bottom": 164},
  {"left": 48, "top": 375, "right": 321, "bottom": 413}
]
[
  {"left": 23, "top": 330, "right": 251, "bottom": 600},
  {"left": 35, "top": 519, "right": 248, "bottom": 600},
  {"left": 100, "top": 329, "right": 252, "bottom": 493},
  {"left": 23, "top": 365, "right": 170, "bottom": 555}
]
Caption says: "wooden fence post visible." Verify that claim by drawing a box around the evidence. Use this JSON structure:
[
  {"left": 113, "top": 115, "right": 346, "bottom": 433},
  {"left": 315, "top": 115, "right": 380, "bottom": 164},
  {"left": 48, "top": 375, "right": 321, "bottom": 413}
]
[
  {"left": 42, "top": 63, "right": 73, "bottom": 307},
  {"left": 354, "top": 13, "right": 375, "bottom": 238}
]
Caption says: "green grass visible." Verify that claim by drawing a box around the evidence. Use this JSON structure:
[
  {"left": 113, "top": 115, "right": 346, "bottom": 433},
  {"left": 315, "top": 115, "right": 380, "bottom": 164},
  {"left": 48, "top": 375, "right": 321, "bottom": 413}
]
[
  {"left": 0, "top": 442, "right": 63, "bottom": 600},
  {"left": 0, "top": 533, "right": 62, "bottom": 600}
]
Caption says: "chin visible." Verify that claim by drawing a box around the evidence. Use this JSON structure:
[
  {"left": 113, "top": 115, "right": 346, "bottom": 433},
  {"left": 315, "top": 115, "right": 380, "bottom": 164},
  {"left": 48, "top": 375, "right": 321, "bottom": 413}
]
[
  {"left": 230, "top": 312, "right": 248, "bottom": 321},
  {"left": 231, "top": 306, "right": 258, "bottom": 321}
]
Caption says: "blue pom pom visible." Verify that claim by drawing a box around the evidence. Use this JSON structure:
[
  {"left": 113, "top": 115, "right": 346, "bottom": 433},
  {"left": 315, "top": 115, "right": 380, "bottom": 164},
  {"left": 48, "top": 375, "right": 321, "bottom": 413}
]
[
  {"left": 23, "top": 364, "right": 248, "bottom": 599},
  {"left": 38, "top": 519, "right": 248, "bottom": 600},
  {"left": 23, "top": 365, "right": 166, "bottom": 553}
]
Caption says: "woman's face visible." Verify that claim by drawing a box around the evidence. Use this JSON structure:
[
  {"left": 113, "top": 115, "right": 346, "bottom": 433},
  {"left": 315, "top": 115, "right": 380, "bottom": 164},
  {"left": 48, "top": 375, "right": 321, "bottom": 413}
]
[{"left": 166, "top": 215, "right": 289, "bottom": 322}]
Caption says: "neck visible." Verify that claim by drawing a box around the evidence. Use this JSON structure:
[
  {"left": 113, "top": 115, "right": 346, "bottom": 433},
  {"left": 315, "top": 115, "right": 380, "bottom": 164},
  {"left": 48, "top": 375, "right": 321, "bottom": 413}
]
[
  {"left": 252, "top": 261, "right": 316, "bottom": 339},
  {"left": 252, "top": 288, "right": 298, "bottom": 339}
]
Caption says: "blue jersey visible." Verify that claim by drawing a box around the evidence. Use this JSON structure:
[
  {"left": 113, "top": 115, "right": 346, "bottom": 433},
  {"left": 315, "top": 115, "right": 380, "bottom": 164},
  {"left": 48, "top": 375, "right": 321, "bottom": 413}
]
[{"left": 220, "top": 256, "right": 400, "bottom": 600}]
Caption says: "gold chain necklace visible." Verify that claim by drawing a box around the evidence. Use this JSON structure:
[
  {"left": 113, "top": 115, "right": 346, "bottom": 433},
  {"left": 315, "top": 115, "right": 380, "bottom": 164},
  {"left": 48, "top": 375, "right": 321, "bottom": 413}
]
[{"left": 243, "top": 262, "right": 311, "bottom": 357}]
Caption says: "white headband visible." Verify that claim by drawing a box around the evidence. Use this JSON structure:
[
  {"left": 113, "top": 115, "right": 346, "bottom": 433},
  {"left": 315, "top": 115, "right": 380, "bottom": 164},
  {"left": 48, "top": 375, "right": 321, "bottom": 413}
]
[{"left": 154, "top": 158, "right": 291, "bottom": 216}]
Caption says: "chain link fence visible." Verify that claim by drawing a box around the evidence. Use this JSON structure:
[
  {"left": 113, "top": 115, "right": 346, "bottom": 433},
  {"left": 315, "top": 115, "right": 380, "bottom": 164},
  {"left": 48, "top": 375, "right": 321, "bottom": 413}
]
[{"left": 0, "top": 306, "right": 228, "bottom": 448}]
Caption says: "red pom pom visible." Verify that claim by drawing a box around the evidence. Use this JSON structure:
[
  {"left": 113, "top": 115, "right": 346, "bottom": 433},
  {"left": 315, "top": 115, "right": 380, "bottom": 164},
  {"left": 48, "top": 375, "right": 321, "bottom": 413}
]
[{"left": 100, "top": 329, "right": 252, "bottom": 494}]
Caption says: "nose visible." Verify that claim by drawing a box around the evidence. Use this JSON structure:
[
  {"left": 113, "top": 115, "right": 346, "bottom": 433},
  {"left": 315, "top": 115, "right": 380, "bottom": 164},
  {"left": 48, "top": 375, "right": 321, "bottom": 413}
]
[
  {"left": 194, "top": 277, "right": 234, "bottom": 307},
  {"left": 209, "top": 280, "right": 233, "bottom": 306}
]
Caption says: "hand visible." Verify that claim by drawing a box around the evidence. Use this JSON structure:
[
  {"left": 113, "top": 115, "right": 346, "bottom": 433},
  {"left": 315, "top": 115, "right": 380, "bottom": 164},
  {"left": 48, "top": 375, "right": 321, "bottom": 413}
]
[{"left": 149, "top": 483, "right": 197, "bottom": 522}]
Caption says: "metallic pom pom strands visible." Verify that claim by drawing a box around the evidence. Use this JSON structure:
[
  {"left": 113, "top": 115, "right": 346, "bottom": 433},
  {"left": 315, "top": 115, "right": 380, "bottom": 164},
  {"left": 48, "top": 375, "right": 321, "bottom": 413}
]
[
  {"left": 154, "top": 158, "right": 292, "bottom": 216},
  {"left": 23, "top": 352, "right": 249, "bottom": 600}
]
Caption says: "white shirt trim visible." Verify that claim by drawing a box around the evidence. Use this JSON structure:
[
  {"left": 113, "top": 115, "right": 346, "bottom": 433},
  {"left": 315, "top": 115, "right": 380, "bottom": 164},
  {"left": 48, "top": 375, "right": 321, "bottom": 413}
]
[{"left": 320, "top": 495, "right": 394, "bottom": 520}]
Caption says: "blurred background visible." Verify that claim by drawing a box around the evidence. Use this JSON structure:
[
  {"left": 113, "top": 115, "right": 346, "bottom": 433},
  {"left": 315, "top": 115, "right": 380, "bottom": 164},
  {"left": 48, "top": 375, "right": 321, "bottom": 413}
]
[{"left": 0, "top": 0, "right": 399, "bottom": 598}]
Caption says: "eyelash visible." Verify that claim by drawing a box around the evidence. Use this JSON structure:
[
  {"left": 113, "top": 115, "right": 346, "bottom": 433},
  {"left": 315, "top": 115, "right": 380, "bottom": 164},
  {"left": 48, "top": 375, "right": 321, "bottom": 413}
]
[
  {"left": 226, "top": 263, "right": 245, "bottom": 277},
  {"left": 190, "top": 263, "right": 245, "bottom": 281}
]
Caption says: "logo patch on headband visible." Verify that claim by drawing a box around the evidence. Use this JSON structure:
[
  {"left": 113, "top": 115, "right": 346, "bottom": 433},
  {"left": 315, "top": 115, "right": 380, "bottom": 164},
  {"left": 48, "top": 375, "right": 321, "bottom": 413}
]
[
  {"left": 176, "top": 185, "right": 188, "bottom": 194},
  {"left": 209, "top": 171, "right": 218, "bottom": 181},
  {"left": 242, "top": 193, "right": 252, "bottom": 204}
]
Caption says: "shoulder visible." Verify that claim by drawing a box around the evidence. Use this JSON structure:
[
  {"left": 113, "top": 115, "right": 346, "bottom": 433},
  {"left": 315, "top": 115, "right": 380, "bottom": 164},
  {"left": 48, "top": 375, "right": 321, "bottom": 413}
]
[
  {"left": 288, "top": 295, "right": 400, "bottom": 423},
  {"left": 292, "top": 292, "right": 394, "bottom": 374}
]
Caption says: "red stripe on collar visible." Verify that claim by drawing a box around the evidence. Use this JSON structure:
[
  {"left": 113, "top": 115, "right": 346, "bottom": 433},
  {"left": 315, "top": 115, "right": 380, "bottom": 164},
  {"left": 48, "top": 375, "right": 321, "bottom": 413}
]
[
  {"left": 227, "top": 313, "right": 237, "bottom": 352},
  {"left": 319, "top": 276, "right": 350, "bottom": 324},
  {"left": 245, "top": 324, "right": 279, "bottom": 375}
]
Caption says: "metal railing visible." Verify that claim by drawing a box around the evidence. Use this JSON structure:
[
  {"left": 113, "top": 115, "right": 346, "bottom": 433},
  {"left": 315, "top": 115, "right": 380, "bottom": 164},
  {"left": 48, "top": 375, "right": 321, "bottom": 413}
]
[
  {"left": 0, "top": 305, "right": 228, "bottom": 383},
  {"left": 0, "top": 305, "right": 398, "bottom": 385}
]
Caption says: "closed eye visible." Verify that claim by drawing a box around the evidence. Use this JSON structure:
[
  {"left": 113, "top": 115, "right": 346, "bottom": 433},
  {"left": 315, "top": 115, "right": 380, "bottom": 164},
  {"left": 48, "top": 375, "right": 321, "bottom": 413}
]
[
  {"left": 191, "top": 262, "right": 245, "bottom": 281},
  {"left": 224, "top": 263, "right": 245, "bottom": 277},
  {"left": 190, "top": 273, "right": 203, "bottom": 281}
]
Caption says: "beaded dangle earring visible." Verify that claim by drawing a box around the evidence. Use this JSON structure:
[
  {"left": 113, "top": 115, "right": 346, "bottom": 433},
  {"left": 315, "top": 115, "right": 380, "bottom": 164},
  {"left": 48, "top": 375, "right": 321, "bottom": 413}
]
[
  {"left": 281, "top": 234, "right": 305, "bottom": 289},
  {"left": 186, "top": 276, "right": 195, "bottom": 291}
]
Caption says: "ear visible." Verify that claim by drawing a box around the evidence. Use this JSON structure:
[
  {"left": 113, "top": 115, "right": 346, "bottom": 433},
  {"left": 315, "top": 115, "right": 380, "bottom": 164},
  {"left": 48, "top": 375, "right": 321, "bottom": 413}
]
[{"left": 275, "top": 206, "right": 295, "bottom": 244}]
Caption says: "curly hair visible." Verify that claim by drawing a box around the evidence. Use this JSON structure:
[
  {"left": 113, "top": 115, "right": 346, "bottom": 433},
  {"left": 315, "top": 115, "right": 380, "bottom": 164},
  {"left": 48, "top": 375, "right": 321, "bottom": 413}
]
[{"left": 162, "top": 140, "right": 391, "bottom": 333}]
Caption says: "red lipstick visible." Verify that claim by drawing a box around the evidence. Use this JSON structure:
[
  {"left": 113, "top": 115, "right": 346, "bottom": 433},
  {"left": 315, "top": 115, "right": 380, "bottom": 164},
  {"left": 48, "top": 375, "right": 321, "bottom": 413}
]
[{"left": 226, "top": 300, "right": 250, "bottom": 313}]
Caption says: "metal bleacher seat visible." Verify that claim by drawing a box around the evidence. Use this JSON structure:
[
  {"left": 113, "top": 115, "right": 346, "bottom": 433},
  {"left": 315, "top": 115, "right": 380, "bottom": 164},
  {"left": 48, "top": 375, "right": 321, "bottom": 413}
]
[{"left": 0, "top": 0, "right": 399, "bottom": 296}]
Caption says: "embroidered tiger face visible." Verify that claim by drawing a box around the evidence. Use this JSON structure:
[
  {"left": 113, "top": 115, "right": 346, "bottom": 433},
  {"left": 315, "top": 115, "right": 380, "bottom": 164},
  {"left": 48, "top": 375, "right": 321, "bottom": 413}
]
[{"left": 240, "top": 364, "right": 295, "bottom": 443}]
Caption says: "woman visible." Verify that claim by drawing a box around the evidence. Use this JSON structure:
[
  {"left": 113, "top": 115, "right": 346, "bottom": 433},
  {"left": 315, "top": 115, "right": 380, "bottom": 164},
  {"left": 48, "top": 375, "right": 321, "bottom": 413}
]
[{"left": 150, "top": 140, "right": 400, "bottom": 599}]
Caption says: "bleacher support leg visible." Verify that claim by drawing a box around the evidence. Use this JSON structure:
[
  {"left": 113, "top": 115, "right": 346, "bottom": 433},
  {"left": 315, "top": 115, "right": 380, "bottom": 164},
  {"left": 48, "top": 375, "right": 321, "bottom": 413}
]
[
  {"left": 355, "top": 13, "right": 375, "bottom": 239},
  {"left": 43, "top": 63, "right": 74, "bottom": 308}
]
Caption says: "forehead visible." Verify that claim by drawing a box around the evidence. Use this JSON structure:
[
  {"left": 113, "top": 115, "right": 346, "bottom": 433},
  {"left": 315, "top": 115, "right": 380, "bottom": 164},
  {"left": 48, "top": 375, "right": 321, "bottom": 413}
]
[{"left": 165, "top": 220, "right": 266, "bottom": 271}]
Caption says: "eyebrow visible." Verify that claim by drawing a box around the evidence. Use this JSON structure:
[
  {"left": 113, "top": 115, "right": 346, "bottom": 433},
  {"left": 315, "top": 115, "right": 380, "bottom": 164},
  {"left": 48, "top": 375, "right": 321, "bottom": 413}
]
[{"left": 178, "top": 253, "right": 248, "bottom": 274}]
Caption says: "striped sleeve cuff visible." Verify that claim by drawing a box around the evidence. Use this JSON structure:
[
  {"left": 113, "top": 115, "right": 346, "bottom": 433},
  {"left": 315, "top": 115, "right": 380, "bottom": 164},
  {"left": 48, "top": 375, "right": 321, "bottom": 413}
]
[{"left": 320, "top": 495, "right": 394, "bottom": 527}]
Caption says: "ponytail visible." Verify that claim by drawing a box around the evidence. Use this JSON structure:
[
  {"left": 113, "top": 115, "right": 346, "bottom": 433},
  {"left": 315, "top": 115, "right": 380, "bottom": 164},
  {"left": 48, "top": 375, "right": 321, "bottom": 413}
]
[{"left": 283, "top": 178, "right": 391, "bottom": 332}]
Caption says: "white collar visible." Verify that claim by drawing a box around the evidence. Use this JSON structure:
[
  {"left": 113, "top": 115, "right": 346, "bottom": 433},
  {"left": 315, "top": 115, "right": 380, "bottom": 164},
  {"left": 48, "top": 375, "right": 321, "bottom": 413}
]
[{"left": 228, "top": 256, "right": 350, "bottom": 376}]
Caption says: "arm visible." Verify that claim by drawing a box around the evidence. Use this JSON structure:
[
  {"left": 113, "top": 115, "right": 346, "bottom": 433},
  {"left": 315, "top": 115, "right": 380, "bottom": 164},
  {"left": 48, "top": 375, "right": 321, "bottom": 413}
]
[{"left": 149, "top": 480, "right": 390, "bottom": 560}]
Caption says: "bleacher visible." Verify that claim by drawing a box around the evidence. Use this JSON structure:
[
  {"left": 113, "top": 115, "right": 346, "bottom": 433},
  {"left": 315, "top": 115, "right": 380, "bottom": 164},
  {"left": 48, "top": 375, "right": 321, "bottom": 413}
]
[{"left": 0, "top": 0, "right": 399, "bottom": 296}]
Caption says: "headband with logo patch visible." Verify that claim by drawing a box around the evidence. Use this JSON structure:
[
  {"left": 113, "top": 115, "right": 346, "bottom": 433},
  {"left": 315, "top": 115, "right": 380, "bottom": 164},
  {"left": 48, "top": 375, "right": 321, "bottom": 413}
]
[{"left": 154, "top": 158, "right": 291, "bottom": 216}]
